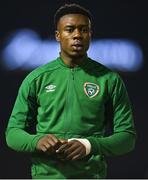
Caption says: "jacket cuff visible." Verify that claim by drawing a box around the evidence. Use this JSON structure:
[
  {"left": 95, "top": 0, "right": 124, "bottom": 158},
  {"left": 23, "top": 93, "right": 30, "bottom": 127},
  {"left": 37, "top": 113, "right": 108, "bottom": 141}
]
[
  {"left": 31, "top": 134, "right": 45, "bottom": 152},
  {"left": 86, "top": 137, "right": 101, "bottom": 155}
]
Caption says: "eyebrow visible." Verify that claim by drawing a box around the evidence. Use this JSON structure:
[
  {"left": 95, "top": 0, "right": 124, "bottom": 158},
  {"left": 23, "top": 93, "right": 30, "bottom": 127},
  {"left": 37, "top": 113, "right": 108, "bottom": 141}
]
[{"left": 64, "top": 24, "right": 89, "bottom": 28}]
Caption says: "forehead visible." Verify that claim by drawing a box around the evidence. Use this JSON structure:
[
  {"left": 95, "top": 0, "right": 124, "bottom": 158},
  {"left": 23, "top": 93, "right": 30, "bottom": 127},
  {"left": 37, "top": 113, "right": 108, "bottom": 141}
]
[{"left": 57, "top": 13, "right": 90, "bottom": 27}]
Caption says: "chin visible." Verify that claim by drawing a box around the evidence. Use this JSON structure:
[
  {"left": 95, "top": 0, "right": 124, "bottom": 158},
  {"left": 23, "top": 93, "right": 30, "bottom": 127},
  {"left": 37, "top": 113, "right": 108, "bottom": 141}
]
[
  {"left": 71, "top": 54, "right": 84, "bottom": 59},
  {"left": 70, "top": 51, "right": 85, "bottom": 58}
]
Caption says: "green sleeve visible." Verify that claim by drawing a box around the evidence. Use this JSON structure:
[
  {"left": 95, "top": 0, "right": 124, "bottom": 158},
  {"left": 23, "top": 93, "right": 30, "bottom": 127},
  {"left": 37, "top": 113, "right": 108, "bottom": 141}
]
[
  {"left": 87, "top": 73, "right": 136, "bottom": 156},
  {"left": 87, "top": 132, "right": 136, "bottom": 156},
  {"left": 5, "top": 78, "right": 43, "bottom": 152},
  {"left": 6, "top": 128, "right": 44, "bottom": 152}
]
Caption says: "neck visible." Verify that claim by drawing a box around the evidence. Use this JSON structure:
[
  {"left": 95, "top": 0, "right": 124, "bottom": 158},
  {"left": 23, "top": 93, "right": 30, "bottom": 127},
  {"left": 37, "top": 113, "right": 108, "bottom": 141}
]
[{"left": 60, "top": 53, "right": 87, "bottom": 68}]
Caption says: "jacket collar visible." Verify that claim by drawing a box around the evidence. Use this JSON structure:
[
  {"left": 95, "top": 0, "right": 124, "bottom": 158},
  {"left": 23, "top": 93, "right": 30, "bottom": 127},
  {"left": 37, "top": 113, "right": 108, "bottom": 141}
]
[{"left": 57, "top": 56, "right": 90, "bottom": 70}]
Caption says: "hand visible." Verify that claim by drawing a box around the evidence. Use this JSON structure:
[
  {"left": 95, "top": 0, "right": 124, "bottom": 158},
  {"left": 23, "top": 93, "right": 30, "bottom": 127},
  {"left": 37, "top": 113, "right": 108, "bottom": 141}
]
[
  {"left": 36, "top": 134, "right": 66, "bottom": 155},
  {"left": 56, "top": 140, "right": 86, "bottom": 161}
]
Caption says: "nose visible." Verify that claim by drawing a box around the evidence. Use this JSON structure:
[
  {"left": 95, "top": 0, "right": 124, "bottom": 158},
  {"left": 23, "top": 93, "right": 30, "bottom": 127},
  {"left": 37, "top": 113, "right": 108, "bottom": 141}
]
[{"left": 73, "top": 29, "right": 82, "bottom": 39}]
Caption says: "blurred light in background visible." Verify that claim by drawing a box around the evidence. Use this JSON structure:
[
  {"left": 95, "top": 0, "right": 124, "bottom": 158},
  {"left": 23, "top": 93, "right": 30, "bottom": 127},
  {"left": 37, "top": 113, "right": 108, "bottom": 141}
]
[
  {"left": 89, "top": 39, "right": 143, "bottom": 71},
  {"left": 2, "top": 29, "right": 143, "bottom": 71}
]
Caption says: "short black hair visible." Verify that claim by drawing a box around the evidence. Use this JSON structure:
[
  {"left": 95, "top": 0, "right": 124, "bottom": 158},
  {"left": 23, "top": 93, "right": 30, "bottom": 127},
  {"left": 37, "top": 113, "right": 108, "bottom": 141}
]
[{"left": 54, "top": 3, "right": 92, "bottom": 29}]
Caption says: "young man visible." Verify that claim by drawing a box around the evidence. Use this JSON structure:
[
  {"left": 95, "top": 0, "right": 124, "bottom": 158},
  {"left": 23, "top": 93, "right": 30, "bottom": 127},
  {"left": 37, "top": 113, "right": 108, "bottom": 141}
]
[{"left": 6, "top": 3, "right": 136, "bottom": 179}]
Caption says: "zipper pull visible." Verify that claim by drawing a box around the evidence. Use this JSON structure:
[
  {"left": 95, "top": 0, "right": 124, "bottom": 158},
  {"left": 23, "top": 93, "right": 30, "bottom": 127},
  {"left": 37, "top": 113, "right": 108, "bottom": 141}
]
[{"left": 71, "top": 68, "right": 74, "bottom": 80}]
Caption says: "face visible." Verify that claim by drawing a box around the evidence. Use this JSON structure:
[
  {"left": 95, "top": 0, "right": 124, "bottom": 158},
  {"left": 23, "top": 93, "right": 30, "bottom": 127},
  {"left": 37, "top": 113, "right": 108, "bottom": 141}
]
[{"left": 55, "top": 14, "right": 92, "bottom": 59}]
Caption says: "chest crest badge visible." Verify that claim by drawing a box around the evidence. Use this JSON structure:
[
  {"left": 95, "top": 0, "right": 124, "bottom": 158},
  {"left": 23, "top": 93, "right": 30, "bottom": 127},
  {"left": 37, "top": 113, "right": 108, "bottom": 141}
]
[{"left": 84, "top": 82, "right": 99, "bottom": 98}]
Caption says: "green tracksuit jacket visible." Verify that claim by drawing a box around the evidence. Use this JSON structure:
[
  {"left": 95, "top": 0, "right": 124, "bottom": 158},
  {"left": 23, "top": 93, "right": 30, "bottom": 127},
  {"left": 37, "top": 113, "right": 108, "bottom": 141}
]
[{"left": 6, "top": 57, "right": 136, "bottom": 179}]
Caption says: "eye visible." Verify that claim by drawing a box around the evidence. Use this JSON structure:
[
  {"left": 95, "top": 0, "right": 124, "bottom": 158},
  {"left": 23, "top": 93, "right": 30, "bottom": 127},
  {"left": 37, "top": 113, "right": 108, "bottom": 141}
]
[
  {"left": 81, "top": 27, "right": 89, "bottom": 33},
  {"left": 65, "top": 28, "right": 73, "bottom": 33}
]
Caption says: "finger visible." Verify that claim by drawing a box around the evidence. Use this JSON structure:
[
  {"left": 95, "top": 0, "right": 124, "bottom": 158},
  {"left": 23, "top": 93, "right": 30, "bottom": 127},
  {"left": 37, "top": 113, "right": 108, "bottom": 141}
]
[
  {"left": 47, "top": 134, "right": 59, "bottom": 146},
  {"left": 63, "top": 146, "right": 76, "bottom": 155},
  {"left": 56, "top": 143, "right": 69, "bottom": 153},
  {"left": 72, "top": 149, "right": 85, "bottom": 160},
  {"left": 63, "top": 141, "right": 80, "bottom": 155},
  {"left": 65, "top": 147, "right": 82, "bottom": 160},
  {"left": 44, "top": 142, "right": 51, "bottom": 149},
  {"left": 40, "top": 145, "right": 48, "bottom": 152},
  {"left": 36, "top": 136, "right": 59, "bottom": 152},
  {"left": 47, "top": 134, "right": 59, "bottom": 143},
  {"left": 41, "top": 143, "right": 56, "bottom": 154},
  {"left": 41, "top": 137, "right": 54, "bottom": 149},
  {"left": 46, "top": 135, "right": 63, "bottom": 151},
  {"left": 72, "top": 154, "right": 80, "bottom": 161},
  {"left": 59, "top": 138, "right": 68, "bottom": 144}
]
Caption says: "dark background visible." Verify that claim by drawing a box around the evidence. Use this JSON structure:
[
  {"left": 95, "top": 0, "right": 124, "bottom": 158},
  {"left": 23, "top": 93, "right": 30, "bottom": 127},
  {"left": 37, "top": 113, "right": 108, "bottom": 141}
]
[{"left": 0, "top": 0, "right": 148, "bottom": 178}]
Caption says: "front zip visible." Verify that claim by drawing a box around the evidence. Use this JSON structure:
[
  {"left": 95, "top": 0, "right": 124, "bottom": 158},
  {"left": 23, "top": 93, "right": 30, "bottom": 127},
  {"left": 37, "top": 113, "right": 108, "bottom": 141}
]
[
  {"left": 71, "top": 68, "right": 75, "bottom": 80},
  {"left": 64, "top": 68, "right": 75, "bottom": 137}
]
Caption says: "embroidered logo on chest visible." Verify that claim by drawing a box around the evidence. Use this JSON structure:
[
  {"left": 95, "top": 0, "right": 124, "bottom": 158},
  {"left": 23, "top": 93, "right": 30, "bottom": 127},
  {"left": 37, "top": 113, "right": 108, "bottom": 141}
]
[
  {"left": 84, "top": 82, "right": 99, "bottom": 98},
  {"left": 45, "top": 84, "right": 56, "bottom": 92}
]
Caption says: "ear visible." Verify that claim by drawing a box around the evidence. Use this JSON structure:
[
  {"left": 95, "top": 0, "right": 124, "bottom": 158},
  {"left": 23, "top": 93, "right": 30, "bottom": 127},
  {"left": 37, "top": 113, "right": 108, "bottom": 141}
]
[
  {"left": 55, "top": 30, "right": 60, "bottom": 42},
  {"left": 90, "top": 30, "right": 93, "bottom": 38}
]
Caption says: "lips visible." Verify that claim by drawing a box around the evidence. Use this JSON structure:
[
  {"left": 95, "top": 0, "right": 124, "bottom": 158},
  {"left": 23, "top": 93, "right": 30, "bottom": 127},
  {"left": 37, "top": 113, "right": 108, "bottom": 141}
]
[
  {"left": 72, "top": 41, "right": 83, "bottom": 46},
  {"left": 72, "top": 42, "right": 83, "bottom": 51}
]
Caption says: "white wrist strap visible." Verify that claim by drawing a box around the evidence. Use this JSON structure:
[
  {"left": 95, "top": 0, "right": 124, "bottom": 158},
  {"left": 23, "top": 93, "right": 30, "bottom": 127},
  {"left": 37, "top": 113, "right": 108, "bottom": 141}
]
[{"left": 68, "top": 138, "right": 91, "bottom": 155}]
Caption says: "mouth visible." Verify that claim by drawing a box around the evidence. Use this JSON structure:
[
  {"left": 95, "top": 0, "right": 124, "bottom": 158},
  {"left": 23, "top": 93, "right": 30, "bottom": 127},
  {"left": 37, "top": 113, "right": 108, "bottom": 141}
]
[{"left": 72, "top": 43, "right": 83, "bottom": 51}]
